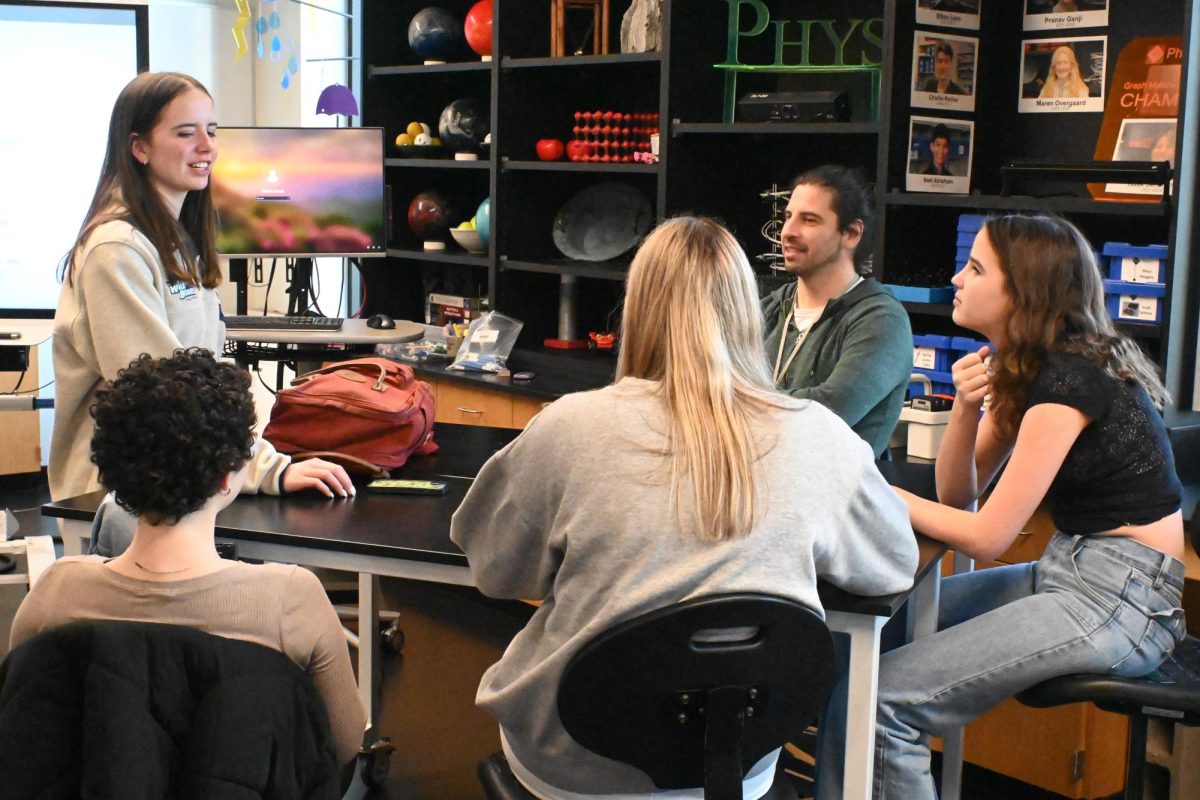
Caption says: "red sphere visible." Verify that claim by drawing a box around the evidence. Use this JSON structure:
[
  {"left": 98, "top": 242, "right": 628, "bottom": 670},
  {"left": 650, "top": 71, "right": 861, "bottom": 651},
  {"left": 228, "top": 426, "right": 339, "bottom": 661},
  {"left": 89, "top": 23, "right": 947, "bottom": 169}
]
[
  {"left": 464, "top": 0, "right": 493, "bottom": 58},
  {"left": 407, "top": 191, "right": 451, "bottom": 242},
  {"left": 536, "top": 138, "right": 565, "bottom": 161}
]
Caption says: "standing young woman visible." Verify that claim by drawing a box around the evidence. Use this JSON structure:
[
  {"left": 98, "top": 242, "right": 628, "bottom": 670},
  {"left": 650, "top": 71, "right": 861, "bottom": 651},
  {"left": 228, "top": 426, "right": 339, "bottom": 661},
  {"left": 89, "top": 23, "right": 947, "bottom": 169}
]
[
  {"left": 838, "top": 214, "right": 1186, "bottom": 800},
  {"left": 50, "top": 71, "right": 352, "bottom": 503},
  {"left": 451, "top": 216, "right": 919, "bottom": 799}
]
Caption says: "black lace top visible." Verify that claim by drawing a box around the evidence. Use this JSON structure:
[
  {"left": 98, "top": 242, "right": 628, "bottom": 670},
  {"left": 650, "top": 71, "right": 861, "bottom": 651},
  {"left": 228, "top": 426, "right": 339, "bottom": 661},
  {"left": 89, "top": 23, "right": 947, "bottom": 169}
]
[{"left": 1025, "top": 352, "right": 1181, "bottom": 535}]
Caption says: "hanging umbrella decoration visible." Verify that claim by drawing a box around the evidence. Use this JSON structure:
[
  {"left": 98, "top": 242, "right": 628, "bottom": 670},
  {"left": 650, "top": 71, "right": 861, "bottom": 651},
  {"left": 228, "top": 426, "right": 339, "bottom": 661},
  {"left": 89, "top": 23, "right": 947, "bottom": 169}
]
[{"left": 316, "top": 84, "right": 359, "bottom": 120}]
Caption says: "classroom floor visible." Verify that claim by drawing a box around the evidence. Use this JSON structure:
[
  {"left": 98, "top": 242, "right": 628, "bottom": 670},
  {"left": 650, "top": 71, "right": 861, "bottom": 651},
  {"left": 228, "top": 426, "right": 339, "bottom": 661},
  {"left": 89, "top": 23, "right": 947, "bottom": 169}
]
[{"left": 0, "top": 470, "right": 1079, "bottom": 800}]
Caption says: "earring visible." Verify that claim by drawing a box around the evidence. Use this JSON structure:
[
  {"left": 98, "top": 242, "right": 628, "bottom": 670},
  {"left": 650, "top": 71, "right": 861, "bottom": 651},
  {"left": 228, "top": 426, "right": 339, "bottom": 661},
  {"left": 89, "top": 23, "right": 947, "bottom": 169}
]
[{"left": 218, "top": 486, "right": 232, "bottom": 496}]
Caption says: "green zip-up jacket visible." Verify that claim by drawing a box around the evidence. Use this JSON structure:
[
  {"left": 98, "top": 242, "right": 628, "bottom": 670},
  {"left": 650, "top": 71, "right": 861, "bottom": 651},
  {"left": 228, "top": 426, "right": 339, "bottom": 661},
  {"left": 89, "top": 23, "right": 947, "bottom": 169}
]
[{"left": 762, "top": 277, "right": 912, "bottom": 457}]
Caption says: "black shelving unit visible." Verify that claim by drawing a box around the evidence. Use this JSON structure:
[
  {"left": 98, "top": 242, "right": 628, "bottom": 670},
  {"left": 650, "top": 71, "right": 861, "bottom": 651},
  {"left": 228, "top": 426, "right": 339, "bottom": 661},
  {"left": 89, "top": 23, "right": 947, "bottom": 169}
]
[{"left": 361, "top": 0, "right": 1196, "bottom": 394}]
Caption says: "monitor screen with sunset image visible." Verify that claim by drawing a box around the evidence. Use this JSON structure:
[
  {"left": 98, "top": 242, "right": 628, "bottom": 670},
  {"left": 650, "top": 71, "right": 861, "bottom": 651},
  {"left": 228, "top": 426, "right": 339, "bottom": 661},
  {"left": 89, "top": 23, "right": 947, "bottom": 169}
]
[{"left": 211, "top": 127, "right": 386, "bottom": 258}]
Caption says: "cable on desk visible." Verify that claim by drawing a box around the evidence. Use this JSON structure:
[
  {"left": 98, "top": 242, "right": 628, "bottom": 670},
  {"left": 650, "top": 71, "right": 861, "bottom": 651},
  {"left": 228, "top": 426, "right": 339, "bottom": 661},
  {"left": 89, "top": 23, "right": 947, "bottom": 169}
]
[
  {"left": 255, "top": 365, "right": 278, "bottom": 396},
  {"left": 5, "top": 379, "right": 53, "bottom": 396},
  {"left": 2, "top": 368, "right": 27, "bottom": 394}
]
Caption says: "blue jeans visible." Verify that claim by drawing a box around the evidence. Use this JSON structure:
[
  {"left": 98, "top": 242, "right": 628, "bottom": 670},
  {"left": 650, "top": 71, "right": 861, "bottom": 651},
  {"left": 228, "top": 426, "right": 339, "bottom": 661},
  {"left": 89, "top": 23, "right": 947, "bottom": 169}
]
[{"left": 817, "top": 532, "right": 1186, "bottom": 800}]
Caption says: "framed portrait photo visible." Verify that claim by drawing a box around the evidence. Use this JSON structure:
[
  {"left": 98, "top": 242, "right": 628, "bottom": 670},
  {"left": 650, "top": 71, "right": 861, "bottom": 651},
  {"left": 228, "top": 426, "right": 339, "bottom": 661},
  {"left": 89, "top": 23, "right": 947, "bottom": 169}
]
[
  {"left": 1104, "top": 118, "right": 1177, "bottom": 196},
  {"left": 915, "top": 0, "right": 980, "bottom": 32},
  {"left": 1024, "top": 1, "right": 1109, "bottom": 33},
  {"left": 1019, "top": 36, "right": 1107, "bottom": 113},
  {"left": 906, "top": 116, "right": 974, "bottom": 194},
  {"left": 912, "top": 31, "right": 978, "bottom": 111}
]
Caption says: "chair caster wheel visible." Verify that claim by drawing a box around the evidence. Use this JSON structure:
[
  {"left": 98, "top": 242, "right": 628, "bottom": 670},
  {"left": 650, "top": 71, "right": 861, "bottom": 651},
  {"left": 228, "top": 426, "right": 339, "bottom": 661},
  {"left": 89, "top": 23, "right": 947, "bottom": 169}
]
[
  {"left": 381, "top": 620, "right": 405, "bottom": 653},
  {"left": 359, "top": 737, "right": 396, "bottom": 788}
]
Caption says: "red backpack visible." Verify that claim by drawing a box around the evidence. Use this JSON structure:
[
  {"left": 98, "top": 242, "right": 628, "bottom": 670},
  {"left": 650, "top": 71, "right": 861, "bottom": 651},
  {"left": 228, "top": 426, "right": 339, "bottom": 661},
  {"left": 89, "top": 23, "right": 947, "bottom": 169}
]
[{"left": 263, "top": 358, "right": 437, "bottom": 474}]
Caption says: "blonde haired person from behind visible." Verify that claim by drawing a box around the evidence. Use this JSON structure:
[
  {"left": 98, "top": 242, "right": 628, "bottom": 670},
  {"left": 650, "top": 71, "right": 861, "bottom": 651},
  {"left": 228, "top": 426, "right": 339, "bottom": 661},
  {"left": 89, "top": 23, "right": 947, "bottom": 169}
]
[
  {"left": 12, "top": 348, "right": 366, "bottom": 768},
  {"left": 51, "top": 71, "right": 352, "bottom": 505},
  {"left": 1039, "top": 45, "right": 1090, "bottom": 99},
  {"left": 451, "top": 216, "right": 918, "bottom": 799}
]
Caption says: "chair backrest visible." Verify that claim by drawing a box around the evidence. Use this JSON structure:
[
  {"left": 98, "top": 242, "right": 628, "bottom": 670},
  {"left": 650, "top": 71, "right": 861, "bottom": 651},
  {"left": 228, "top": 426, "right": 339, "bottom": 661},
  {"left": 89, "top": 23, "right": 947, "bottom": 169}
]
[
  {"left": 0, "top": 620, "right": 342, "bottom": 800},
  {"left": 557, "top": 593, "right": 836, "bottom": 800}
]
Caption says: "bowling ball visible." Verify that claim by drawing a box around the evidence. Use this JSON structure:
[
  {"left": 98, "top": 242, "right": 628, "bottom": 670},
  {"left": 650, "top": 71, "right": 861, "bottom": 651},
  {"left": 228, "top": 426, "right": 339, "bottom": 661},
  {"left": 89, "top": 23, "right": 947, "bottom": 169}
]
[
  {"left": 407, "top": 7, "right": 460, "bottom": 62},
  {"left": 476, "top": 197, "right": 491, "bottom": 247},
  {"left": 464, "top": 0, "right": 493, "bottom": 58},
  {"left": 438, "top": 97, "right": 490, "bottom": 153},
  {"left": 407, "top": 191, "right": 452, "bottom": 242}
]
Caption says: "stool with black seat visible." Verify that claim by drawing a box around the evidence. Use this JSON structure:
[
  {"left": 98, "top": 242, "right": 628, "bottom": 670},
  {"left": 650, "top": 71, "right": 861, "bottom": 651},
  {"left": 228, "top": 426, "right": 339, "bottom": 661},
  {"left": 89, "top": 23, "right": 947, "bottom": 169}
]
[
  {"left": 1015, "top": 635, "right": 1200, "bottom": 800},
  {"left": 478, "top": 592, "right": 837, "bottom": 800}
]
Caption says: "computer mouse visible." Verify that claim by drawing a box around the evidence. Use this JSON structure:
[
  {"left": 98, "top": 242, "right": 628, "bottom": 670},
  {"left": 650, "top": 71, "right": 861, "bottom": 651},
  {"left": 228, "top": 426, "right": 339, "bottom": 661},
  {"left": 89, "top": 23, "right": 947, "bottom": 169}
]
[{"left": 366, "top": 313, "right": 396, "bottom": 330}]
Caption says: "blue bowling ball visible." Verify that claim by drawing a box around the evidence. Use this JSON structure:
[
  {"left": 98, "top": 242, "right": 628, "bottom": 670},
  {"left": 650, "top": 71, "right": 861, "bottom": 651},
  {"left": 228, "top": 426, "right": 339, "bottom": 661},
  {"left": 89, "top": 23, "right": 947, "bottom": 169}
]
[
  {"left": 407, "top": 7, "right": 461, "bottom": 62},
  {"left": 438, "top": 97, "right": 490, "bottom": 153}
]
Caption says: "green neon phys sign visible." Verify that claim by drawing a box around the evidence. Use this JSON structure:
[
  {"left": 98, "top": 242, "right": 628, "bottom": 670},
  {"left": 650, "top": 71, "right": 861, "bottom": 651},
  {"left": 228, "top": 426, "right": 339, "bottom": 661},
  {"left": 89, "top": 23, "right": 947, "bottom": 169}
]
[{"left": 715, "top": 0, "right": 885, "bottom": 122}]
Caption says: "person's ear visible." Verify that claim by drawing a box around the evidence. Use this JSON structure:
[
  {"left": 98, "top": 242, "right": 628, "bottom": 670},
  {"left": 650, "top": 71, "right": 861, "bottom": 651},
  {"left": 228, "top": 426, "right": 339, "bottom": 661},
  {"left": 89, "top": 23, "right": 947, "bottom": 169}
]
[
  {"left": 843, "top": 219, "right": 864, "bottom": 250},
  {"left": 129, "top": 134, "right": 149, "bottom": 166}
]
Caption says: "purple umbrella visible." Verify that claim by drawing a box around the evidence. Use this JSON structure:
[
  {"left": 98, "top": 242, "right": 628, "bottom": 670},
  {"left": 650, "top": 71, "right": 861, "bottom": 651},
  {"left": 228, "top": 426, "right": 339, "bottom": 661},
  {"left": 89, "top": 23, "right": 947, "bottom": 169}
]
[{"left": 315, "top": 84, "right": 359, "bottom": 117}]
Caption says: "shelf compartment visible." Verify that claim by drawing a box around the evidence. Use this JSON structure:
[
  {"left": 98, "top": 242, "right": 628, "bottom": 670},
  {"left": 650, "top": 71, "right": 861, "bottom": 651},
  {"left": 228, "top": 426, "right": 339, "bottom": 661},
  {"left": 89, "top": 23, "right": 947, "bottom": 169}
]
[
  {"left": 386, "top": 248, "right": 490, "bottom": 267},
  {"left": 369, "top": 62, "right": 493, "bottom": 76},
  {"left": 385, "top": 157, "right": 491, "bottom": 170},
  {"left": 501, "top": 159, "right": 659, "bottom": 174},
  {"left": 881, "top": 192, "right": 1170, "bottom": 217},
  {"left": 501, "top": 257, "right": 628, "bottom": 281},
  {"left": 672, "top": 121, "right": 880, "bottom": 136},
  {"left": 501, "top": 52, "right": 661, "bottom": 69}
]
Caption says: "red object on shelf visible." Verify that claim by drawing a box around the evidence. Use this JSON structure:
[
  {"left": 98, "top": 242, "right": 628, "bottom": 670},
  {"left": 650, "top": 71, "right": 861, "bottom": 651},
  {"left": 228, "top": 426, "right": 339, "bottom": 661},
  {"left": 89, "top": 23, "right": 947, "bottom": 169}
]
[
  {"left": 464, "top": 0, "right": 493, "bottom": 58},
  {"left": 536, "top": 138, "right": 565, "bottom": 161},
  {"left": 545, "top": 338, "right": 588, "bottom": 350},
  {"left": 566, "top": 139, "right": 589, "bottom": 161}
]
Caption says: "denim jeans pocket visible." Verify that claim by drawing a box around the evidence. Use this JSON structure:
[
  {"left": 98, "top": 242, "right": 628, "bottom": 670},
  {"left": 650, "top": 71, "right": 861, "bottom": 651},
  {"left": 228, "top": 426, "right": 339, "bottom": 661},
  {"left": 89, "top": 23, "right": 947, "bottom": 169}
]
[
  {"left": 1108, "top": 576, "right": 1185, "bottom": 677},
  {"left": 1063, "top": 542, "right": 1129, "bottom": 622}
]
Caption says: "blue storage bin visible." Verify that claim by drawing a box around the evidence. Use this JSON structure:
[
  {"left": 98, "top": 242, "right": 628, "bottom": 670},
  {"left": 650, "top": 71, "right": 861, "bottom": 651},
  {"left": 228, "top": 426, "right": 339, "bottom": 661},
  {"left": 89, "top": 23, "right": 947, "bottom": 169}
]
[
  {"left": 956, "top": 231, "right": 976, "bottom": 247},
  {"left": 1101, "top": 242, "right": 1168, "bottom": 283},
  {"left": 957, "top": 213, "right": 986, "bottom": 233},
  {"left": 912, "top": 334, "right": 952, "bottom": 372},
  {"left": 1103, "top": 279, "right": 1165, "bottom": 324},
  {"left": 884, "top": 284, "right": 955, "bottom": 303}
]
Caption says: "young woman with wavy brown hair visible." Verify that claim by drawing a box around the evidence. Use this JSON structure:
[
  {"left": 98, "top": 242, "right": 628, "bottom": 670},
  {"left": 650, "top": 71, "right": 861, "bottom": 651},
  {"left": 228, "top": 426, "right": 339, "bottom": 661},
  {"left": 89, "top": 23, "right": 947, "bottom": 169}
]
[
  {"left": 50, "top": 71, "right": 352, "bottom": 518},
  {"left": 821, "top": 214, "right": 1186, "bottom": 800},
  {"left": 452, "top": 215, "right": 919, "bottom": 799}
]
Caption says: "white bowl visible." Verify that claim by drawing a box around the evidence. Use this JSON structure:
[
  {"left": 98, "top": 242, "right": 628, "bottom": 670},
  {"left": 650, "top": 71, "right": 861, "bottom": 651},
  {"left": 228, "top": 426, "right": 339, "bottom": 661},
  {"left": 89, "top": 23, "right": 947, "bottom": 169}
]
[{"left": 450, "top": 228, "right": 487, "bottom": 254}]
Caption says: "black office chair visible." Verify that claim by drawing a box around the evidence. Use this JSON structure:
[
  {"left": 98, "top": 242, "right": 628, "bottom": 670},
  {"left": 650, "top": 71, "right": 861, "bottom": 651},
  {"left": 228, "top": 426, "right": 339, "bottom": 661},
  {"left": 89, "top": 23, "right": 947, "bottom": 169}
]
[
  {"left": 1016, "top": 635, "right": 1200, "bottom": 800},
  {"left": 478, "top": 592, "right": 837, "bottom": 800},
  {"left": 0, "top": 620, "right": 344, "bottom": 800}
]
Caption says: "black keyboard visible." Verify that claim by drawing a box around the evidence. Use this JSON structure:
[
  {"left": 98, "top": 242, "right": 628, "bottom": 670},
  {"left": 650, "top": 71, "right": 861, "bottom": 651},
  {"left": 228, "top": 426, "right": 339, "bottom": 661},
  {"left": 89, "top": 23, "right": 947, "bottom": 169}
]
[{"left": 223, "top": 315, "right": 344, "bottom": 331}]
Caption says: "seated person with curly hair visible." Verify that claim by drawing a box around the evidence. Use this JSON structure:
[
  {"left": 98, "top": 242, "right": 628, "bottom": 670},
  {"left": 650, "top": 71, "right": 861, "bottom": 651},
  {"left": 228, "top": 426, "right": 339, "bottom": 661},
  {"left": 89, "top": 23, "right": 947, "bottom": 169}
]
[{"left": 10, "top": 348, "right": 366, "bottom": 767}]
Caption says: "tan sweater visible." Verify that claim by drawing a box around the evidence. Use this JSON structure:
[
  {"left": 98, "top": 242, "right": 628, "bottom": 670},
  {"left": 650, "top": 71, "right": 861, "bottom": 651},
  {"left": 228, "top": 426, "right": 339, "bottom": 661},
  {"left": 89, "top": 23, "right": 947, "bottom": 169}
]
[
  {"left": 49, "top": 219, "right": 289, "bottom": 500},
  {"left": 10, "top": 556, "right": 366, "bottom": 764}
]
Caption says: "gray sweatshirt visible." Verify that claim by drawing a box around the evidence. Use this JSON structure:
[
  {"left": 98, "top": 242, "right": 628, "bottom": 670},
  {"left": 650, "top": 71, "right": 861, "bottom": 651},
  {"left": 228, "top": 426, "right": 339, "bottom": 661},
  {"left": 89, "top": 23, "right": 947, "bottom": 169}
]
[
  {"left": 50, "top": 220, "right": 288, "bottom": 500},
  {"left": 450, "top": 377, "right": 918, "bottom": 796}
]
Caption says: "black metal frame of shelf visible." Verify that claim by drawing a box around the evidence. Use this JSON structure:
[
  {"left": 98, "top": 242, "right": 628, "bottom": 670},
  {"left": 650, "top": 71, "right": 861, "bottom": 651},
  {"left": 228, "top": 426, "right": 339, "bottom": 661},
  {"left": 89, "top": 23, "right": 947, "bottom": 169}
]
[
  {"left": 500, "top": 258, "right": 628, "bottom": 281},
  {"left": 501, "top": 159, "right": 659, "bottom": 174},
  {"left": 501, "top": 52, "right": 662, "bottom": 69},
  {"left": 881, "top": 192, "right": 1172, "bottom": 217},
  {"left": 671, "top": 121, "right": 881, "bottom": 136},
  {"left": 385, "top": 248, "right": 490, "bottom": 267},
  {"left": 384, "top": 157, "right": 491, "bottom": 169},
  {"left": 369, "top": 62, "right": 492, "bottom": 76}
]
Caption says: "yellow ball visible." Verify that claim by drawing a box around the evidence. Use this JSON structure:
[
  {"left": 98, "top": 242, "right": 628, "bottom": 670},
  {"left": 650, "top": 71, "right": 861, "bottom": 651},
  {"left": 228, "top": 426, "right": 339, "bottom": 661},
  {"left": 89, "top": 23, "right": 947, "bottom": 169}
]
[
  {"left": 431, "top": 137, "right": 442, "bottom": 147},
  {"left": 395, "top": 132, "right": 413, "bottom": 147},
  {"left": 406, "top": 121, "right": 424, "bottom": 138}
]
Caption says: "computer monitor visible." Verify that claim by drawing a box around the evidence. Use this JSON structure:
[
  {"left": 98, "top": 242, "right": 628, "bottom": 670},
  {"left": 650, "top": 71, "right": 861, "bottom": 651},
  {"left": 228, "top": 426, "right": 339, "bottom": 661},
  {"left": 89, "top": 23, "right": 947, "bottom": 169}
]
[{"left": 211, "top": 127, "right": 387, "bottom": 259}]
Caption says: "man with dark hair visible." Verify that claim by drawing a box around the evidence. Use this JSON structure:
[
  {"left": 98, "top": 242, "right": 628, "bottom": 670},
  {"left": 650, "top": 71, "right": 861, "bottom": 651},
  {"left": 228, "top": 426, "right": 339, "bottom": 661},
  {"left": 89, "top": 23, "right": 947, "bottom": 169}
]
[
  {"left": 920, "top": 42, "right": 967, "bottom": 95},
  {"left": 762, "top": 165, "right": 913, "bottom": 456},
  {"left": 922, "top": 124, "right": 955, "bottom": 176}
]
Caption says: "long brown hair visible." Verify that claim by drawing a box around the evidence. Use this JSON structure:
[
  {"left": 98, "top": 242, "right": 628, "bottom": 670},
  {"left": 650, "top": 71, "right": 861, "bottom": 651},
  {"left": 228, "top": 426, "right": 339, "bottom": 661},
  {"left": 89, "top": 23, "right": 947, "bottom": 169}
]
[
  {"left": 984, "top": 214, "right": 1167, "bottom": 440},
  {"left": 617, "top": 216, "right": 791, "bottom": 542},
  {"left": 62, "top": 72, "right": 220, "bottom": 288}
]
